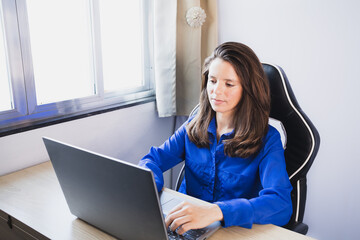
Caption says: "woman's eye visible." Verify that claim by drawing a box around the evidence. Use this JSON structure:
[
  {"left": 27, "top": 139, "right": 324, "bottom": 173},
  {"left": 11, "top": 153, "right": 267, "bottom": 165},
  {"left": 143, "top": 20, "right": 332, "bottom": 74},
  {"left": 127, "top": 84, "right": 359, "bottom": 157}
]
[
  {"left": 226, "top": 83, "right": 234, "bottom": 87},
  {"left": 210, "top": 79, "right": 216, "bottom": 84}
]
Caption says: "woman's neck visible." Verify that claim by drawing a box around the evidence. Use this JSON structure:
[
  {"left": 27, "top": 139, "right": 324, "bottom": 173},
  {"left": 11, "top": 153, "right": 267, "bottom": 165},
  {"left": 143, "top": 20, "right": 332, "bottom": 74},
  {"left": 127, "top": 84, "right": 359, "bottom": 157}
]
[{"left": 216, "top": 112, "right": 234, "bottom": 140}]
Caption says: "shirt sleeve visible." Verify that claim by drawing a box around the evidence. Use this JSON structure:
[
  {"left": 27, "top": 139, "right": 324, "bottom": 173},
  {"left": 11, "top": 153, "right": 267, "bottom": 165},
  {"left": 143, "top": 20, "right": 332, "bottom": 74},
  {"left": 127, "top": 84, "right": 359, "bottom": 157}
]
[
  {"left": 138, "top": 120, "right": 188, "bottom": 192},
  {"left": 215, "top": 130, "right": 293, "bottom": 228}
]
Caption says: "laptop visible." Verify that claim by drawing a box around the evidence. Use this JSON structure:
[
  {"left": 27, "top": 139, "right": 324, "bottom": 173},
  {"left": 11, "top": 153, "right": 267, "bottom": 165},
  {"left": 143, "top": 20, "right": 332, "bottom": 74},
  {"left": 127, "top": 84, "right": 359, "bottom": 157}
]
[{"left": 42, "top": 137, "right": 220, "bottom": 240}]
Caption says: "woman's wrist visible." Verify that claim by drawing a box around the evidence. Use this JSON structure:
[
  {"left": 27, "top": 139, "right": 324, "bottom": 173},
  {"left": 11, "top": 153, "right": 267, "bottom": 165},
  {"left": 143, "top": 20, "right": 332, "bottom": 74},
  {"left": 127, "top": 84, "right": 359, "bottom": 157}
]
[{"left": 210, "top": 203, "right": 224, "bottom": 222}]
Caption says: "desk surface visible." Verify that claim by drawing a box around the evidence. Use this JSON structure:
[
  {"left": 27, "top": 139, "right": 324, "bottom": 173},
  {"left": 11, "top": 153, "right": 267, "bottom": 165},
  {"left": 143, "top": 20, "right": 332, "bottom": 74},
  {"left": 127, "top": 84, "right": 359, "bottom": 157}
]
[{"left": 0, "top": 161, "right": 315, "bottom": 240}]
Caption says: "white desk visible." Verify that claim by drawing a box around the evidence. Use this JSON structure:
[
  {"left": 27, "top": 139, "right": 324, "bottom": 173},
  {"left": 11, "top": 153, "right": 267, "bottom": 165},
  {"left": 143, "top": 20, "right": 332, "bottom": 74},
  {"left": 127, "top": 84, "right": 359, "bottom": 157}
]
[{"left": 0, "top": 161, "right": 315, "bottom": 240}]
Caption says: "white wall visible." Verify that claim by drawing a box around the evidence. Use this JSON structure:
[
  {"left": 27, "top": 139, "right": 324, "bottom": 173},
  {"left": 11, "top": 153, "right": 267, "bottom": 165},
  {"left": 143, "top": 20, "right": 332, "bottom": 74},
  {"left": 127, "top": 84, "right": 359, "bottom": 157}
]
[
  {"left": 0, "top": 102, "right": 175, "bottom": 186},
  {"left": 218, "top": 0, "right": 360, "bottom": 239}
]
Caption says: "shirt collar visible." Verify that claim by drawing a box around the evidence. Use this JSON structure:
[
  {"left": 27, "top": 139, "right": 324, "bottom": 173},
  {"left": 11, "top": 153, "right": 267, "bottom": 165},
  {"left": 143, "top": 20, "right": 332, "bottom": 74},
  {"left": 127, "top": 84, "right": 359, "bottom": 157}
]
[
  {"left": 208, "top": 117, "right": 217, "bottom": 136},
  {"left": 208, "top": 117, "right": 235, "bottom": 139}
]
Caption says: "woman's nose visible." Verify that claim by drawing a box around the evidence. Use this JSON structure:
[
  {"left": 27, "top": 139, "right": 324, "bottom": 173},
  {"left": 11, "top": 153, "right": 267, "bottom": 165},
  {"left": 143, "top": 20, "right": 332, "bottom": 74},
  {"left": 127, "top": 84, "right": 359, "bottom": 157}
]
[{"left": 214, "top": 82, "right": 224, "bottom": 94}]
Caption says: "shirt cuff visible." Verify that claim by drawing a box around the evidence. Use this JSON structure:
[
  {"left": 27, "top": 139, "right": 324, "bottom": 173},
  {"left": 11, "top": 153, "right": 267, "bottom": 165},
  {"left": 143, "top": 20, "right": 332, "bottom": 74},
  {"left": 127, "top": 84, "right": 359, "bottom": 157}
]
[
  {"left": 215, "top": 199, "right": 254, "bottom": 228},
  {"left": 138, "top": 160, "right": 164, "bottom": 192}
]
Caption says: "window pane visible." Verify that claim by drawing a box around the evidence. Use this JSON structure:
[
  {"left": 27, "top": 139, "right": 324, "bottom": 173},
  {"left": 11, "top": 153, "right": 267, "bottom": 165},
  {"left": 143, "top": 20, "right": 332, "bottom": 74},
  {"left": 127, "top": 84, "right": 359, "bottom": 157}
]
[
  {"left": 0, "top": 18, "right": 12, "bottom": 111},
  {"left": 99, "top": 0, "right": 144, "bottom": 92},
  {"left": 27, "top": 0, "right": 94, "bottom": 105}
]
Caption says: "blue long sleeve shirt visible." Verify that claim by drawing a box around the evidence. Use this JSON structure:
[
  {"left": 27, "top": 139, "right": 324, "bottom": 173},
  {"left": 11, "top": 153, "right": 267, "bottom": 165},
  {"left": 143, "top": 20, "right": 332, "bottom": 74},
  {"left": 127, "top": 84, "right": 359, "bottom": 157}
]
[{"left": 139, "top": 117, "right": 292, "bottom": 228}]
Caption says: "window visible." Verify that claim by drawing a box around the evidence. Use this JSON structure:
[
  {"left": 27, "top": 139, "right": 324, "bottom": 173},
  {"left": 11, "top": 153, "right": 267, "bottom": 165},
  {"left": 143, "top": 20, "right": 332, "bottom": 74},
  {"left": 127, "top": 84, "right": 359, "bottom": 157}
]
[
  {"left": 0, "top": 21, "right": 12, "bottom": 112},
  {"left": 99, "top": 0, "right": 144, "bottom": 92},
  {"left": 0, "top": 0, "right": 154, "bottom": 136},
  {"left": 27, "top": 0, "right": 94, "bottom": 105}
]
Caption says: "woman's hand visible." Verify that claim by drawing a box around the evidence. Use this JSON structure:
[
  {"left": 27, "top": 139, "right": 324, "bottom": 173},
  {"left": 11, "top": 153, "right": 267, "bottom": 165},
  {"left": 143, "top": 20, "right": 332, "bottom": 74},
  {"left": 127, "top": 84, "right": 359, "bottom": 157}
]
[{"left": 165, "top": 201, "right": 223, "bottom": 235}]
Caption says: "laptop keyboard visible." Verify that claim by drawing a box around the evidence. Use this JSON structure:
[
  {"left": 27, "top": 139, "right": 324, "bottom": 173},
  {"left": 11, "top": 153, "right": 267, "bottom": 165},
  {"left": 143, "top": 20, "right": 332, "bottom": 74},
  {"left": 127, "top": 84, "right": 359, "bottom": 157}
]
[{"left": 167, "top": 227, "right": 207, "bottom": 240}]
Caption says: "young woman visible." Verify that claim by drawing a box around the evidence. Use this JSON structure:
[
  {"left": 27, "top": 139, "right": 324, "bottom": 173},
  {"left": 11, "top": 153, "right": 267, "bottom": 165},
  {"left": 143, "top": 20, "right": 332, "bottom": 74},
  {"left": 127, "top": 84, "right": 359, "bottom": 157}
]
[{"left": 139, "top": 42, "right": 292, "bottom": 235}]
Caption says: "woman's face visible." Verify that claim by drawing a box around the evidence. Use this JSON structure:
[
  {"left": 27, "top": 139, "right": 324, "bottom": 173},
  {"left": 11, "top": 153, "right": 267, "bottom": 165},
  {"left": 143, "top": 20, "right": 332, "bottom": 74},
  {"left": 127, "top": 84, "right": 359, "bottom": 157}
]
[{"left": 207, "top": 58, "right": 243, "bottom": 118}]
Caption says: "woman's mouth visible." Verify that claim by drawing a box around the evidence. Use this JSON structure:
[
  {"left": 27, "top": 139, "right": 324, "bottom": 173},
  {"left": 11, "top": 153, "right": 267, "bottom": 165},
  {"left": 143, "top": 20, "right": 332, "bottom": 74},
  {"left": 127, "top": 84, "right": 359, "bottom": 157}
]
[{"left": 212, "top": 98, "right": 225, "bottom": 105}]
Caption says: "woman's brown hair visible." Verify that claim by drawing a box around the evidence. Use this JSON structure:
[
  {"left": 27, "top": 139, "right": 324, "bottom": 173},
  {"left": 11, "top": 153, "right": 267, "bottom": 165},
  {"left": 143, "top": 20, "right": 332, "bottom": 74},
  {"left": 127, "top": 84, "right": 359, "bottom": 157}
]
[{"left": 186, "top": 42, "right": 270, "bottom": 158}]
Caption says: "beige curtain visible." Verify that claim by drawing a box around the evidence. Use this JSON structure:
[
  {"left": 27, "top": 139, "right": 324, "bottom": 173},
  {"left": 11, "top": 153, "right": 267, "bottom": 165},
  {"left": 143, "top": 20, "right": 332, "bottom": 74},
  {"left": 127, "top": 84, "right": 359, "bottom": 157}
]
[
  {"left": 175, "top": 0, "right": 218, "bottom": 116},
  {"left": 154, "top": 0, "right": 217, "bottom": 117}
]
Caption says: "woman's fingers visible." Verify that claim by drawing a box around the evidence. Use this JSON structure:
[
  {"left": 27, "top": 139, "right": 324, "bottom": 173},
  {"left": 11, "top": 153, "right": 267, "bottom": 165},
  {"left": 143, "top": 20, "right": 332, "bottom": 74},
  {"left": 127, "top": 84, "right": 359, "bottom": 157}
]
[
  {"left": 168, "top": 215, "right": 191, "bottom": 231},
  {"left": 176, "top": 222, "right": 194, "bottom": 235},
  {"left": 164, "top": 201, "right": 223, "bottom": 235},
  {"left": 164, "top": 202, "right": 186, "bottom": 228}
]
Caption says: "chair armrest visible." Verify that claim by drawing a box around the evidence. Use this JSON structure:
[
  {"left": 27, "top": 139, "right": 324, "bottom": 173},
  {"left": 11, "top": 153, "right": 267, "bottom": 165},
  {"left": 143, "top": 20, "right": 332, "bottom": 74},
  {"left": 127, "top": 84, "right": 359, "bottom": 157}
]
[{"left": 283, "top": 221, "right": 308, "bottom": 235}]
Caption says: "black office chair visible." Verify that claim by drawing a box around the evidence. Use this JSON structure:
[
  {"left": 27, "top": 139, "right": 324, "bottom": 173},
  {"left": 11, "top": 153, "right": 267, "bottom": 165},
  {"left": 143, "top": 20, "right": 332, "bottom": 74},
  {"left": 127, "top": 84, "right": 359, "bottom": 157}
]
[{"left": 174, "top": 63, "right": 320, "bottom": 235}]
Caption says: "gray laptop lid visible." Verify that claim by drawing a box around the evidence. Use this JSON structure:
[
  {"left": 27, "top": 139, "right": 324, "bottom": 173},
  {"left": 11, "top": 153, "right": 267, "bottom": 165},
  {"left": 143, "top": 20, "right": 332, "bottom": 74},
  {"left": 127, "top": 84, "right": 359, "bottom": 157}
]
[{"left": 43, "top": 137, "right": 168, "bottom": 240}]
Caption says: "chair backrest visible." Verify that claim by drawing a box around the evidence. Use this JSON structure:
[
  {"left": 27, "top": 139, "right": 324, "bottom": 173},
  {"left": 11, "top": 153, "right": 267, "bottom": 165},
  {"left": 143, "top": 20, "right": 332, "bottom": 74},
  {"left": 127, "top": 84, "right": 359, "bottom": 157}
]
[
  {"left": 263, "top": 63, "right": 320, "bottom": 232},
  {"left": 264, "top": 63, "right": 320, "bottom": 180},
  {"left": 175, "top": 63, "right": 320, "bottom": 234}
]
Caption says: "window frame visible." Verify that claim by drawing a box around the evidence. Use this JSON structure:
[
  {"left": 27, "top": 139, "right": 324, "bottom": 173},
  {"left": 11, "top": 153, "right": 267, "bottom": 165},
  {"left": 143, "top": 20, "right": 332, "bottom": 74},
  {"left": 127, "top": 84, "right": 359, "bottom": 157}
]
[{"left": 0, "top": 0, "right": 155, "bottom": 137}]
